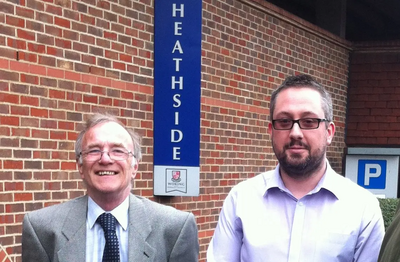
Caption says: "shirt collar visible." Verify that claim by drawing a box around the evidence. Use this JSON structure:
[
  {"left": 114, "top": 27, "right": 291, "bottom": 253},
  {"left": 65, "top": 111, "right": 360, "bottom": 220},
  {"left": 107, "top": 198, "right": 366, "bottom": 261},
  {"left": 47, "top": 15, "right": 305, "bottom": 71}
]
[
  {"left": 87, "top": 196, "right": 129, "bottom": 231},
  {"left": 318, "top": 162, "right": 344, "bottom": 200},
  {"left": 264, "top": 160, "right": 341, "bottom": 200}
]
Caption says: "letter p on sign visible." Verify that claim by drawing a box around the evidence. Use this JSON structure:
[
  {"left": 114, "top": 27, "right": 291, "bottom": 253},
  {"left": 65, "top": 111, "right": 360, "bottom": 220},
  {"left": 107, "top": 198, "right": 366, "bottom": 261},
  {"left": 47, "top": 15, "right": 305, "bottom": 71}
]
[
  {"left": 357, "top": 160, "right": 386, "bottom": 189},
  {"left": 364, "top": 164, "right": 381, "bottom": 186}
]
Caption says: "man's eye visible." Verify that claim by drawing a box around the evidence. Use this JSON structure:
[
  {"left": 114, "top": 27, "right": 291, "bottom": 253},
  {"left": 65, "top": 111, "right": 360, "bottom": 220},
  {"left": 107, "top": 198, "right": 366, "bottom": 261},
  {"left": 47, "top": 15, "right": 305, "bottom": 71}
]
[
  {"left": 303, "top": 119, "right": 316, "bottom": 124},
  {"left": 279, "top": 119, "right": 291, "bottom": 124},
  {"left": 88, "top": 149, "right": 101, "bottom": 154},
  {"left": 112, "top": 149, "right": 126, "bottom": 154}
]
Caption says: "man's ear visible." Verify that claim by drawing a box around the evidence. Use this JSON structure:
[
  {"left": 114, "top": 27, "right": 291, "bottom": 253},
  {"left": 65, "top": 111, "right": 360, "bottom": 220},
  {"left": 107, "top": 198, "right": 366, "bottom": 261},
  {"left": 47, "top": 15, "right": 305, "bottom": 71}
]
[
  {"left": 77, "top": 159, "right": 84, "bottom": 179},
  {"left": 267, "top": 122, "right": 273, "bottom": 135},
  {"left": 326, "top": 122, "right": 335, "bottom": 145},
  {"left": 131, "top": 158, "right": 138, "bottom": 179}
]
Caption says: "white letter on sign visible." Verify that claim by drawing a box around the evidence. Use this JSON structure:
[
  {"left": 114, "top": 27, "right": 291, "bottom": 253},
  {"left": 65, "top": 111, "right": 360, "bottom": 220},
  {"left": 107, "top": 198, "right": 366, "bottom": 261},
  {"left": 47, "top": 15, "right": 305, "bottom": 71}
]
[
  {"left": 364, "top": 163, "right": 381, "bottom": 186},
  {"left": 171, "top": 129, "right": 183, "bottom": 143}
]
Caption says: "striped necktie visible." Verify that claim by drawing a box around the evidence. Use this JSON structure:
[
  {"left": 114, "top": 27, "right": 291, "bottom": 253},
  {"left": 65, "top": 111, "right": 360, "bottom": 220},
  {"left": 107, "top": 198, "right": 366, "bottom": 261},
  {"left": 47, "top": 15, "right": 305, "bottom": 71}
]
[{"left": 97, "top": 213, "right": 120, "bottom": 262}]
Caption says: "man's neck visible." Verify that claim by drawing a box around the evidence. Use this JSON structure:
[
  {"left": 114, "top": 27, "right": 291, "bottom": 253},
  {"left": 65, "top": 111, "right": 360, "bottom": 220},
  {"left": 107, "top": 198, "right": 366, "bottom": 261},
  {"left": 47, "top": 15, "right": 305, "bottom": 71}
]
[
  {"left": 89, "top": 191, "right": 130, "bottom": 211},
  {"left": 280, "top": 162, "right": 327, "bottom": 199}
]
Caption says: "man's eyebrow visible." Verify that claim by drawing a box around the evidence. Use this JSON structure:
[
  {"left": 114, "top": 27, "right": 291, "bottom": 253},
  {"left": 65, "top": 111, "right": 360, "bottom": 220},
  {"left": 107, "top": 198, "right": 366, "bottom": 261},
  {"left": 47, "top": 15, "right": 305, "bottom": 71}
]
[
  {"left": 85, "top": 142, "right": 126, "bottom": 149},
  {"left": 84, "top": 143, "right": 100, "bottom": 149},
  {"left": 273, "top": 112, "right": 291, "bottom": 118},
  {"left": 274, "top": 111, "right": 319, "bottom": 118}
]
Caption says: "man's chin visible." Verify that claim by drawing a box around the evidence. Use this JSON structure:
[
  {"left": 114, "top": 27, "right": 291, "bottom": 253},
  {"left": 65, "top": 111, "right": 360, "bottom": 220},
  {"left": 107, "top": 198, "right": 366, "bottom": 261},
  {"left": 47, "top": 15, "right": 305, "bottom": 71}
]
[{"left": 285, "top": 155, "right": 308, "bottom": 165}]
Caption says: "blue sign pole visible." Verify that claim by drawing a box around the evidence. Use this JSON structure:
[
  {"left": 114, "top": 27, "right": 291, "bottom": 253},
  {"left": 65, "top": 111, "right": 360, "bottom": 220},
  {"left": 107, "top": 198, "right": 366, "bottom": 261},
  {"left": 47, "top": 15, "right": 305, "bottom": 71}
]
[{"left": 153, "top": 0, "right": 202, "bottom": 196}]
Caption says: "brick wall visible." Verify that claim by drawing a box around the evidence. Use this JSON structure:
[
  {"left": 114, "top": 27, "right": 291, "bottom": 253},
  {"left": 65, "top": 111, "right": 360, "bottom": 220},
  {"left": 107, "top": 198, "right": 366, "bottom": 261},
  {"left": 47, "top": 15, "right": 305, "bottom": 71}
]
[
  {"left": 0, "top": 0, "right": 350, "bottom": 261},
  {"left": 347, "top": 44, "right": 400, "bottom": 146}
]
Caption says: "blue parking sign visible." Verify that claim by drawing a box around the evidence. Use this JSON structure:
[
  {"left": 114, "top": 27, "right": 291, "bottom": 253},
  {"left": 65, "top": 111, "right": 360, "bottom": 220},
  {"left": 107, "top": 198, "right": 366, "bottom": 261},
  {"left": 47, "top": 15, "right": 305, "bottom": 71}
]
[{"left": 357, "top": 160, "right": 386, "bottom": 189}]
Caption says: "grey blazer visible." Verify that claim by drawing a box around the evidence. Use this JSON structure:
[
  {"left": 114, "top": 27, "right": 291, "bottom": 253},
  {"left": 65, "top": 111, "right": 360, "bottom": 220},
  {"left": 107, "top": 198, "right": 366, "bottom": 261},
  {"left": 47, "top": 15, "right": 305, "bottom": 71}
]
[{"left": 22, "top": 194, "right": 199, "bottom": 262}]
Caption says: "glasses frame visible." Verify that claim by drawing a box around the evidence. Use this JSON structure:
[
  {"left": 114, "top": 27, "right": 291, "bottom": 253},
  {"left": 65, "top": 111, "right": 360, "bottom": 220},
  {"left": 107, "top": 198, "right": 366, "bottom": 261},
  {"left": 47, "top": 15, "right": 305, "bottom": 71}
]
[
  {"left": 79, "top": 149, "right": 136, "bottom": 162},
  {"left": 271, "top": 118, "right": 330, "bottom": 130}
]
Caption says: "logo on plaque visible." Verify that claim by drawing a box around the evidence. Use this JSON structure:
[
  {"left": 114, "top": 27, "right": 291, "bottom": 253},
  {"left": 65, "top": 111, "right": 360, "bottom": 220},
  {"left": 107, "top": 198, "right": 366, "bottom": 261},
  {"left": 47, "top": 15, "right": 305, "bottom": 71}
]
[{"left": 166, "top": 169, "right": 187, "bottom": 193}]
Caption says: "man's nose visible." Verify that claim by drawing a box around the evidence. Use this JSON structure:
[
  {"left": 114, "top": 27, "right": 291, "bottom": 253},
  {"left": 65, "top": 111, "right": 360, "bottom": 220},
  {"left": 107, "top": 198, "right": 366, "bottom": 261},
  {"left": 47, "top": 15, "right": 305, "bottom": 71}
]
[
  {"left": 289, "top": 122, "right": 304, "bottom": 138},
  {"left": 99, "top": 151, "right": 114, "bottom": 163}
]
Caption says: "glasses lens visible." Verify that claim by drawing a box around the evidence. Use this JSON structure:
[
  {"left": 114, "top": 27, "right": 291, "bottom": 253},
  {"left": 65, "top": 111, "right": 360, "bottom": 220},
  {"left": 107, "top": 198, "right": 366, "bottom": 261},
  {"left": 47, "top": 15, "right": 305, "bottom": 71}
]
[
  {"left": 109, "top": 149, "right": 129, "bottom": 161},
  {"left": 274, "top": 119, "right": 293, "bottom": 130},
  {"left": 83, "top": 150, "right": 102, "bottom": 161},
  {"left": 81, "top": 149, "right": 130, "bottom": 161},
  {"left": 299, "top": 118, "right": 319, "bottom": 129}
]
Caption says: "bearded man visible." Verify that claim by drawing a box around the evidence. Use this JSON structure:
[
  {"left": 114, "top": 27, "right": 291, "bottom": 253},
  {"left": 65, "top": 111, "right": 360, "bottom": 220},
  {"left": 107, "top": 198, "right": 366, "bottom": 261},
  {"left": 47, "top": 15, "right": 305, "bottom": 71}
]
[{"left": 207, "top": 74, "right": 384, "bottom": 262}]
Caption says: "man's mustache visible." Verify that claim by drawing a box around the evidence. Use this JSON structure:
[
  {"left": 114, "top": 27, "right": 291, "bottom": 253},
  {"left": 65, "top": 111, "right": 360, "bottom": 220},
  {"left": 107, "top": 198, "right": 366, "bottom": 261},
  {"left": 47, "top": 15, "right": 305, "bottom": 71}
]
[{"left": 284, "top": 140, "right": 310, "bottom": 150}]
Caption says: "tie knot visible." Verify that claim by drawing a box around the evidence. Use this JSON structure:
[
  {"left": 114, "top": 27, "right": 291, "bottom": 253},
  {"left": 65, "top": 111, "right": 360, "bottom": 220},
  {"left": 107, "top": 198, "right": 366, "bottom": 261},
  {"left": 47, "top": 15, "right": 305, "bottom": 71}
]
[{"left": 97, "top": 213, "right": 117, "bottom": 232}]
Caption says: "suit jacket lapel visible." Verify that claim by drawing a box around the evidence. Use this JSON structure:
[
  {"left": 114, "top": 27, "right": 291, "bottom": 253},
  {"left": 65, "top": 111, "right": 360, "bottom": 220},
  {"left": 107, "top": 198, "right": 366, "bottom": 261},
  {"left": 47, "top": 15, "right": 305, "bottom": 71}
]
[
  {"left": 128, "top": 194, "right": 156, "bottom": 261},
  {"left": 57, "top": 196, "right": 88, "bottom": 262}
]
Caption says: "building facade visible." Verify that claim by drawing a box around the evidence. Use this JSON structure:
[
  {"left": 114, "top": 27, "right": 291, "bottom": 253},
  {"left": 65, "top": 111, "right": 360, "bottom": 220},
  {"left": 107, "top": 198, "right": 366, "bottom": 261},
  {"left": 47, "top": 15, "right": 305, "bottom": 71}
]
[{"left": 2, "top": 0, "right": 398, "bottom": 261}]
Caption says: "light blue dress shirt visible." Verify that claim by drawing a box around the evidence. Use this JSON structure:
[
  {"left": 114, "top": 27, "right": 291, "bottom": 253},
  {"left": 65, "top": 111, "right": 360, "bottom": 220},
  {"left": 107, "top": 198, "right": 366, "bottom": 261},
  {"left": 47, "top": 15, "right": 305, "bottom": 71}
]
[
  {"left": 207, "top": 161, "right": 384, "bottom": 262},
  {"left": 86, "top": 196, "right": 129, "bottom": 262}
]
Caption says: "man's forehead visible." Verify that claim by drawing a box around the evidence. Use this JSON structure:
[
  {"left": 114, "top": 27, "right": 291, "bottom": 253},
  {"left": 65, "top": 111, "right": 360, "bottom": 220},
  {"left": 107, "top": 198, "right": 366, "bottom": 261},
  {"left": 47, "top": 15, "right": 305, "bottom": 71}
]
[
  {"left": 274, "top": 88, "right": 323, "bottom": 115},
  {"left": 83, "top": 121, "right": 132, "bottom": 143}
]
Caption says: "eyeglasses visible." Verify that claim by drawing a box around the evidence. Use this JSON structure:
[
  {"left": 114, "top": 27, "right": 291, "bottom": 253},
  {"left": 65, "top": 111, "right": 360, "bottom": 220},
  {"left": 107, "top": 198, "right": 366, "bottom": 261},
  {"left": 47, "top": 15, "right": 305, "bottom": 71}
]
[
  {"left": 272, "top": 118, "right": 329, "bottom": 130},
  {"left": 79, "top": 149, "right": 135, "bottom": 162}
]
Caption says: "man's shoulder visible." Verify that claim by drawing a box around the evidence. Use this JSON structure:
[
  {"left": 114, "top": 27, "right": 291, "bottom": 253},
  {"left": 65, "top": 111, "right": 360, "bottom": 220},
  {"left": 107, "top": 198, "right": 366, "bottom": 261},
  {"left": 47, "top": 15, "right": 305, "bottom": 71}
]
[
  {"left": 130, "top": 194, "right": 191, "bottom": 219},
  {"left": 23, "top": 195, "right": 87, "bottom": 229},
  {"left": 233, "top": 170, "right": 274, "bottom": 190},
  {"left": 329, "top": 172, "right": 378, "bottom": 202},
  {"left": 224, "top": 170, "right": 275, "bottom": 201},
  {"left": 26, "top": 195, "right": 86, "bottom": 218}
]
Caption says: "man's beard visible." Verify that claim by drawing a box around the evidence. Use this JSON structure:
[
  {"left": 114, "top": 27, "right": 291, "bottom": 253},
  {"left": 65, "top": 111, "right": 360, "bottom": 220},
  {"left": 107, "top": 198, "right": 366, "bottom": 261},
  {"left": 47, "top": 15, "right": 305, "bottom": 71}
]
[{"left": 273, "top": 140, "right": 326, "bottom": 180}]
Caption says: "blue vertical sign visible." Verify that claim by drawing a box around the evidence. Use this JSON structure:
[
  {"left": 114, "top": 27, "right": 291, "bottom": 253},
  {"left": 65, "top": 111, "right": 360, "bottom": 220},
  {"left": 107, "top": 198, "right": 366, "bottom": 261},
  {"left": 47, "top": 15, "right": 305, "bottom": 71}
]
[{"left": 153, "top": 0, "right": 201, "bottom": 196}]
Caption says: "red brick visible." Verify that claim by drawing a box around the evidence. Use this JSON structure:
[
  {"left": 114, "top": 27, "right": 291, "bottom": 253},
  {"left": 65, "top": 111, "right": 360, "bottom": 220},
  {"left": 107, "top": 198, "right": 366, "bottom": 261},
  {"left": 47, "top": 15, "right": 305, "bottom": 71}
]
[
  {"left": 113, "top": 61, "right": 126, "bottom": 70},
  {"left": 14, "top": 193, "right": 33, "bottom": 201},
  {"left": 104, "top": 31, "right": 117, "bottom": 40},
  {"left": 83, "top": 94, "right": 98, "bottom": 104},
  {"left": 55, "top": 38, "right": 71, "bottom": 49},
  {"left": 61, "top": 161, "right": 77, "bottom": 170},
  {"left": 0, "top": 92, "right": 19, "bottom": 104},
  {"left": 120, "top": 54, "right": 132, "bottom": 63},
  {"left": 0, "top": 47, "right": 18, "bottom": 60},
  {"left": 20, "top": 74, "right": 39, "bottom": 84},
  {"left": 29, "top": 64, "right": 46, "bottom": 76},
  {"left": 7, "top": 38, "right": 26, "bottom": 49},
  {"left": 17, "top": 29, "right": 35, "bottom": 41},
  {"left": 4, "top": 160, "right": 23, "bottom": 169},
  {"left": 20, "top": 96, "right": 39, "bottom": 106},
  {"left": 47, "top": 46, "right": 63, "bottom": 57},
  {"left": 11, "top": 106, "right": 29, "bottom": 116},
  {"left": 16, "top": 6, "right": 35, "bottom": 18},
  {"left": 92, "top": 85, "right": 106, "bottom": 95},
  {"left": 0, "top": 116, "right": 19, "bottom": 126},
  {"left": 99, "top": 97, "right": 112, "bottom": 106},
  {"left": 6, "top": 16, "right": 25, "bottom": 28},
  {"left": 40, "top": 140, "right": 57, "bottom": 149},
  {"left": 32, "top": 129, "right": 49, "bottom": 139},
  {"left": 55, "top": 16, "right": 70, "bottom": 28},
  {"left": 49, "top": 89, "right": 65, "bottom": 99},
  {"left": 31, "top": 108, "right": 48, "bottom": 117},
  {"left": 50, "top": 131, "right": 67, "bottom": 140}
]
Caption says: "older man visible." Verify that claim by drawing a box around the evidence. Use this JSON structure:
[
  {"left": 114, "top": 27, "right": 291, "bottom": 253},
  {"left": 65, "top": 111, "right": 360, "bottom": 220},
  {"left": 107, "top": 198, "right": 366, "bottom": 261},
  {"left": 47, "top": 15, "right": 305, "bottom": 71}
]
[{"left": 22, "top": 113, "right": 199, "bottom": 262}]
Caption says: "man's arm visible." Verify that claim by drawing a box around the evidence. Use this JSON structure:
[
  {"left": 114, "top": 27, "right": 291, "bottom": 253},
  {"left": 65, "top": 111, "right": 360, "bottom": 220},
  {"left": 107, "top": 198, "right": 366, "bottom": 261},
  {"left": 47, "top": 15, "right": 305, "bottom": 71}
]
[
  {"left": 22, "top": 214, "right": 50, "bottom": 262},
  {"left": 378, "top": 201, "right": 400, "bottom": 262},
  {"left": 207, "top": 190, "right": 242, "bottom": 262},
  {"left": 169, "top": 212, "right": 199, "bottom": 262},
  {"left": 354, "top": 198, "right": 385, "bottom": 262}
]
